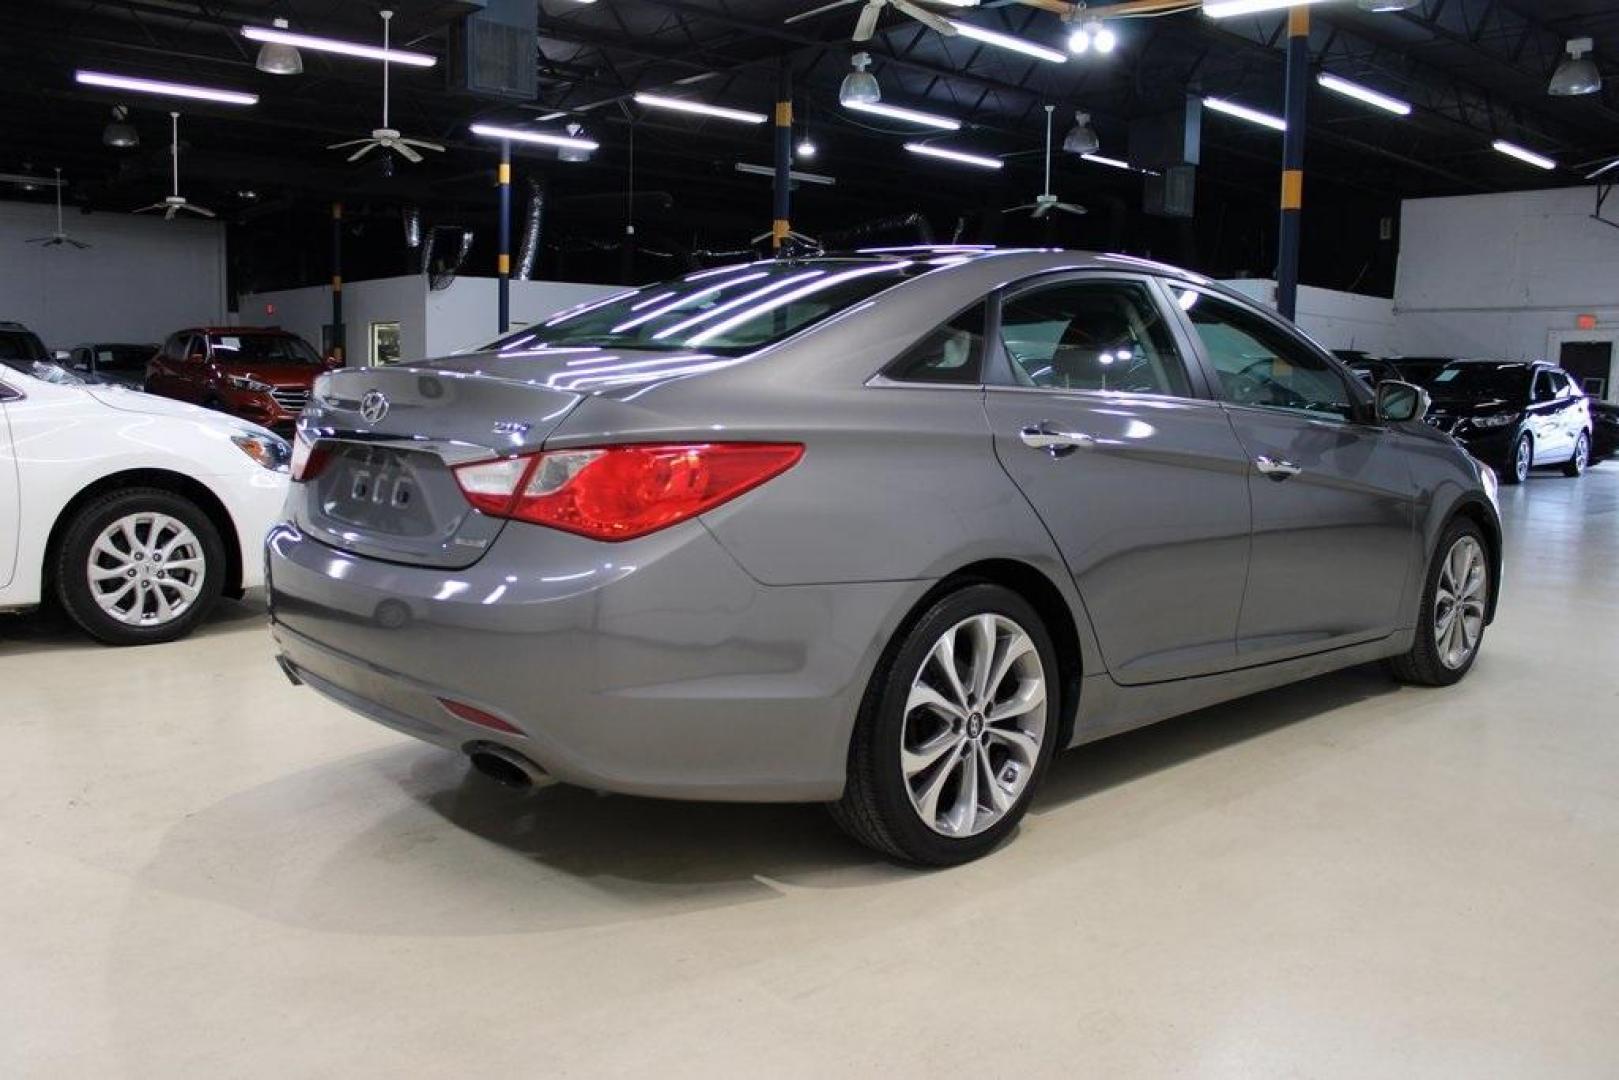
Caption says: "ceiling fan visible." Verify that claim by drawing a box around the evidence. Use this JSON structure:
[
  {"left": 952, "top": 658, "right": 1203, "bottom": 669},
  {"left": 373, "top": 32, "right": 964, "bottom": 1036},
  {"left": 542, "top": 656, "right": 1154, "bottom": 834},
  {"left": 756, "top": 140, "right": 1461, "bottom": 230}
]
[
  {"left": 785, "top": 0, "right": 970, "bottom": 43},
  {"left": 1006, "top": 106, "right": 1087, "bottom": 220},
  {"left": 25, "top": 168, "right": 90, "bottom": 249},
  {"left": 328, "top": 9, "right": 444, "bottom": 166},
  {"left": 135, "top": 112, "right": 215, "bottom": 220}
]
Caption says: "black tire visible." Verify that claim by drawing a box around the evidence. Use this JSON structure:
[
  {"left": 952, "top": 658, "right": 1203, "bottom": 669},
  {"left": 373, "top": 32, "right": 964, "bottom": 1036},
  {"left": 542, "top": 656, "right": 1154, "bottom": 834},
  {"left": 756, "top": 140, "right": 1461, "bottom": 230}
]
[
  {"left": 1388, "top": 519, "right": 1490, "bottom": 687},
  {"left": 1562, "top": 431, "right": 1591, "bottom": 478},
  {"left": 54, "top": 487, "right": 226, "bottom": 646},
  {"left": 1501, "top": 433, "right": 1532, "bottom": 485},
  {"left": 830, "top": 583, "right": 1061, "bottom": 866}
]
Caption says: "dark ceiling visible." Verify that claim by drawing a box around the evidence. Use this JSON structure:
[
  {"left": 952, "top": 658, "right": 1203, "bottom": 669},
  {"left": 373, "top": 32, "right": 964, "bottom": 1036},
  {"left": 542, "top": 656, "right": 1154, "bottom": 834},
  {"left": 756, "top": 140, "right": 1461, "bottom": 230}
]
[{"left": 3, "top": 0, "right": 1617, "bottom": 297}]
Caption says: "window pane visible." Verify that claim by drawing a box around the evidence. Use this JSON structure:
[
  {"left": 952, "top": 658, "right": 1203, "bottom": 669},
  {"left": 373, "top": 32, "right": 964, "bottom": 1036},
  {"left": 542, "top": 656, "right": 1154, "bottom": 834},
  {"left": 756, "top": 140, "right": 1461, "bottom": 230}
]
[
  {"left": 999, "top": 281, "right": 1190, "bottom": 397},
  {"left": 1187, "top": 294, "right": 1353, "bottom": 420},
  {"left": 885, "top": 303, "right": 985, "bottom": 384}
]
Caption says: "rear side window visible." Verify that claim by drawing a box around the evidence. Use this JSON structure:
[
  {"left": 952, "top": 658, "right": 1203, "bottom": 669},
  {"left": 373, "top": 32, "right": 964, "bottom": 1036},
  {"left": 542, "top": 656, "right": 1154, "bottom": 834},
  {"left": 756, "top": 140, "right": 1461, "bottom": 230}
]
[
  {"left": 884, "top": 303, "right": 986, "bottom": 385},
  {"left": 999, "top": 280, "right": 1191, "bottom": 397}
]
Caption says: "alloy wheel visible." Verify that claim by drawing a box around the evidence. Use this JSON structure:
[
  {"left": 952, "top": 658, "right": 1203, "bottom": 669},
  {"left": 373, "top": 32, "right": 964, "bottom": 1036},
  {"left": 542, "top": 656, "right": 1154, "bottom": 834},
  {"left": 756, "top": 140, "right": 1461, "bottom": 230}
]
[
  {"left": 1434, "top": 535, "right": 1488, "bottom": 671},
  {"left": 901, "top": 613, "right": 1047, "bottom": 838},
  {"left": 1514, "top": 436, "right": 1532, "bottom": 482},
  {"left": 1573, "top": 434, "right": 1589, "bottom": 473},
  {"left": 87, "top": 512, "right": 206, "bottom": 627}
]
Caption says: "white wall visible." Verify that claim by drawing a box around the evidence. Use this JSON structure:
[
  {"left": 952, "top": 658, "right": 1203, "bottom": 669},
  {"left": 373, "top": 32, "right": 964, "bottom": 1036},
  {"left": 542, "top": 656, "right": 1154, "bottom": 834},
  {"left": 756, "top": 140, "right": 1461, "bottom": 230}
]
[
  {"left": 243, "top": 275, "right": 619, "bottom": 365},
  {"left": 1220, "top": 279, "right": 1400, "bottom": 354},
  {"left": 1394, "top": 186, "right": 1619, "bottom": 361},
  {"left": 0, "top": 199, "right": 226, "bottom": 350}
]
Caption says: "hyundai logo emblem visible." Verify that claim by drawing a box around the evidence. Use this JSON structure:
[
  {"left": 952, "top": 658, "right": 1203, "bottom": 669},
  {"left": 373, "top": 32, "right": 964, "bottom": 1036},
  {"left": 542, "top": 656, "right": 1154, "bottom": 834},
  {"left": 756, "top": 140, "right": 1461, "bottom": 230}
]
[{"left": 359, "top": 390, "right": 390, "bottom": 425}]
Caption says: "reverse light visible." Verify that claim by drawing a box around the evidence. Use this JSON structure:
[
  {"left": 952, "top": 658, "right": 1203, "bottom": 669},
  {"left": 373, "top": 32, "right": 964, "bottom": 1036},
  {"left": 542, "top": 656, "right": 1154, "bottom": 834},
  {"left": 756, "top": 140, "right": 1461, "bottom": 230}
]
[{"left": 452, "top": 443, "right": 804, "bottom": 541}]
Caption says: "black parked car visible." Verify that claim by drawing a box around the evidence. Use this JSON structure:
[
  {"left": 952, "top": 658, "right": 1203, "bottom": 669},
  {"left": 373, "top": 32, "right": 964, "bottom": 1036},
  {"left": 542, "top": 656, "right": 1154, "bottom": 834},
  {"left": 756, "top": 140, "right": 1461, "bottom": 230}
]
[
  {"left": 67, "top": 343, "right": 158, "bottom": 389},
  {"left": 1425, "top": 361, "right": 1592, "bottom": 483},
  {"left": 1589, "top": 397, "right": 1619, "bottom": 463}
]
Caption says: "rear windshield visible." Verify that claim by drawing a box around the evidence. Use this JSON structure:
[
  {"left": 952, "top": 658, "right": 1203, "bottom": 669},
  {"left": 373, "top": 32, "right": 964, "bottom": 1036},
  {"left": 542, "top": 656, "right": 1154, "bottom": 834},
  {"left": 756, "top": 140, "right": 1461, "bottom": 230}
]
[
  {"left": 0, "top": 330, "right": 48, "bottom": 364},
  {"left": 93, "top": 346, "right": 156, "bottom": 372},
  {"left": 1430, "top": 363, "right": 1531, "bottom": 400},
  {"left": 487, "top": 260, "right": 923, "bottom": 357},
  {"left": 209, "top": 333, "right": 321, "bottom": 365}
]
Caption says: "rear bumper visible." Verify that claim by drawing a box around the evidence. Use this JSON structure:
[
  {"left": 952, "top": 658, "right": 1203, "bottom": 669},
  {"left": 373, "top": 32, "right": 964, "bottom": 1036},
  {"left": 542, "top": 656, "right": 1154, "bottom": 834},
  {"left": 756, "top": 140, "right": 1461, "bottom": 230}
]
[{"left": 266, "top": 519, "right": 925, "bottom": 802}]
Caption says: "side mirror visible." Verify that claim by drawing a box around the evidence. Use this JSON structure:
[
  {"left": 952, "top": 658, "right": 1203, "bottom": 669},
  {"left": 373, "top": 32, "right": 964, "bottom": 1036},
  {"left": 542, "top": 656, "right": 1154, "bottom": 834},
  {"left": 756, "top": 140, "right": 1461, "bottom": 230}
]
[
  {"left": 52, "top": 350, "right": 71, "bottom": 362},
  {"left": 187, "top": 352, "right": 208, "bottom": 364},
  {"left": 1377, "top": 380, "right": 1430, "bottom": 425},
  {"left": 325, "top": 354, "right": 345, "bottom": 370}
]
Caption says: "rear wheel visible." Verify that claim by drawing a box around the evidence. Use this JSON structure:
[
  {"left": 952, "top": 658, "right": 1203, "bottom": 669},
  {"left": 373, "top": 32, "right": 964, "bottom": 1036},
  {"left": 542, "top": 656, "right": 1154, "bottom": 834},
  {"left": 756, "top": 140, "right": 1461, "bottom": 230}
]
[
  {"left": 831, "top": 584, "right": 1059, "bottom": 866},
  {"left": 1562, "top": 431, "right": 1590, "bottom": 477},
  {"left": 1388, "top": 520, "right": 1490, "bottom": 687},
  {"left": 54, "top": 488, "right": 225, "bottom": 646}
]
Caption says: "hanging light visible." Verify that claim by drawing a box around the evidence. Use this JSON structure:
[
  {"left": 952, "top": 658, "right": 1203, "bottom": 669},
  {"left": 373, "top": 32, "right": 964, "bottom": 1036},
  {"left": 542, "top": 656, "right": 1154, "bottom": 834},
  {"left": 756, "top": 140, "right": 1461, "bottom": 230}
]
[
  {"left": 795, "top": 134, "right": 817, "bottom": 159},
  {"left": 1062, "top": 111, "right": 1100, "bottom": 155},
  {"left": 253, "top": 17, "right": 304, "bottom": 75},
  {"left": 839, "top": 52, "right": 881, "bottom": 107},
  {"left": 1549, "top": 38, "right": 1601, "bottom": 97},
  {"left": 1356, "top": 0, "right": 1421, "bottom": 10},
  {"left": 102, "top": 105, "right": 139, "bottom": 148},
  {"left": 558, "top": 123, "right": 593, "bottom": 162}
]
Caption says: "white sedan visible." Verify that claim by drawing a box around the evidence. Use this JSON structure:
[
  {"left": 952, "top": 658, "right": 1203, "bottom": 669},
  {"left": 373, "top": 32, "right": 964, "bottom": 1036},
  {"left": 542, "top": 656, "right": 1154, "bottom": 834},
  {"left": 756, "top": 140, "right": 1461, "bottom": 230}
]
[{"left": 0, "top": 360, "right": 289, "bottom": 645}]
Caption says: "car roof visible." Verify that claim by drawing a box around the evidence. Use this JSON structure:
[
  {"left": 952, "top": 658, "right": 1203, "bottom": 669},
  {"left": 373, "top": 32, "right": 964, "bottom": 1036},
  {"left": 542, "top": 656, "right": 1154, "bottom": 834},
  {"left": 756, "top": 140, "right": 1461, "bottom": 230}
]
[{"left": 815, "top": 246, "right": 1217, "bottom": 285}]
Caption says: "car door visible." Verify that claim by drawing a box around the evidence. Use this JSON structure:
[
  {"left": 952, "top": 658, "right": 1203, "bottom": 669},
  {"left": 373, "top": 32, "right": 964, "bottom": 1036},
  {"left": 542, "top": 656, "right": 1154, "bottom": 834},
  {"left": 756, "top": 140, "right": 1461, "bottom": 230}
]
[
  {"left": 1548, "top": 369, "right": 1585, "bottom": 458},
  {"left": 982, "top": 274, "right": 1253, "bottom": 685},
  {"left": 1526, "top": 368, "right": 1567, "bottom": 460},
  {"left": 1172, "top": 286, "right": 1416, "bottom": 664},
  {"left": 0, "top": 376, "right": 20, "bottom": 590}
]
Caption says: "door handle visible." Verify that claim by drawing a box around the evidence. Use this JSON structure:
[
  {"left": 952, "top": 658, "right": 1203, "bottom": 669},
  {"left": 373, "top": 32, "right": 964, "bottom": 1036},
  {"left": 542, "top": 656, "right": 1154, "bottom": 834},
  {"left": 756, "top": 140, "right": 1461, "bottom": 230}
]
[
  {"left": 1254, "top": 455, "right": 1302, "bottom": 480},
  {"left": 1020, "top": 422, "right": 1096, "bottom": 457}
]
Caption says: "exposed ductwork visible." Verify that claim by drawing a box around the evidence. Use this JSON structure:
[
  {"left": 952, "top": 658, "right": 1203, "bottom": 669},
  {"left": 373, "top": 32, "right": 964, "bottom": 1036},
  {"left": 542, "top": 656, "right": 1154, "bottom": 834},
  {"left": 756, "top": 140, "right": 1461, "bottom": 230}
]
[
  {"left": 515, "top": 178, "right": 545, "bottom": 281},
  {"left": 421, "top": 224, "right": 475, "bottom": 290}
]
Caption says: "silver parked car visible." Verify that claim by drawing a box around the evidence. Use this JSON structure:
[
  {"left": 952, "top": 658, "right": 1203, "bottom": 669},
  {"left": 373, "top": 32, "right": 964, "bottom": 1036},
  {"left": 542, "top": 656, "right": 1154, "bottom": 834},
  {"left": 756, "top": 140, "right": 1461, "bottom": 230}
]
[{"left": 268, "top": 249, "right": 1502, "bottom": 865}]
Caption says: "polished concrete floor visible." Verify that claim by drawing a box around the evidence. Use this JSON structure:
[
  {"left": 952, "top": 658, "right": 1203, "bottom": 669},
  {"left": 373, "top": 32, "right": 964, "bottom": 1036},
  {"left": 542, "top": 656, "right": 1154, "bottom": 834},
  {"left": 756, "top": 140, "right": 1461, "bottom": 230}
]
[{"left": 4, "top": 465, "right": 1618, "bottom": 1078}]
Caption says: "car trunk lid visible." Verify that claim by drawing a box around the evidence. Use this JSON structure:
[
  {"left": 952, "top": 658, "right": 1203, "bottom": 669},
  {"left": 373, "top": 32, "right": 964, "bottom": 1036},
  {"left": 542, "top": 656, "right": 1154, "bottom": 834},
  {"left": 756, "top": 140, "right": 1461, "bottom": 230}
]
[{"left": 292, "top": 362, "right": 586, "bottom": 568}]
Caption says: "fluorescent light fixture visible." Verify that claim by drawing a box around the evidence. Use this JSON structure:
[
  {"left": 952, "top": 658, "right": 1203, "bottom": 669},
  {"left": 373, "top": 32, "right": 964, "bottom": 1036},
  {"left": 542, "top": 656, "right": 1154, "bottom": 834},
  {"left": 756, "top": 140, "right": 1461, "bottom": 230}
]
[
  {"left": 1317, "top": 73, "right": 1412, "bottom": 116},
  {"left": 844, "top": 99, "right": 961, "bottom": 130},
  {"left": 633, "top": 92, "right": 767, "bottom": 124},
  {"left": 905, "top": 143, "right": 1002, "bottom": 170},
  {"left": 241, "top": 23, "right": 435, "bottom": 67},
  {"left": 1202, "top": 96, "right": 1286, "bottom": 132},
  {"left": 1081, "top": 153, "right": 1131, "bottom": 171},
  {"left": 1204, "top": 0, "right": 1333, "bottom": 17},
  {"left": 1493, "top": 140, "right": 1556, "bottom": 170},
  {"left": 947, "top": 20, "right": 1067, "bottom": 64},
  {"left": 470, "top": 123, "right": 599, "bottom": 152},
  {"left": 74, "top": 69, "right": 257, "bottom": 106},
  {"left": 734, "top": 163, "right": 836, "bottom": 185}
]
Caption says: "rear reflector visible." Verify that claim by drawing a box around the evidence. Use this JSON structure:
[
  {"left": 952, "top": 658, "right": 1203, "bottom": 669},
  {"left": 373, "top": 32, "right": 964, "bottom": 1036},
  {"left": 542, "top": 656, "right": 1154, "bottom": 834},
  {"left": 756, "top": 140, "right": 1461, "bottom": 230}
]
[
  {"left": 438, "top": 698, "right": 525, "bottom": 736},
  {"left": 451, "top": 442, "right": 803, "bottom": 541}
]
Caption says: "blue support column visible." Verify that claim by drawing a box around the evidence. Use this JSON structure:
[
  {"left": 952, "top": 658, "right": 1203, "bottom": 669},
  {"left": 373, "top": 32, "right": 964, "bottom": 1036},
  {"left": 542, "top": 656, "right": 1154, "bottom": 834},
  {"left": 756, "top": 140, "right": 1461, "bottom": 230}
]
[
  {"left": 1277, "top": 5, "right": 1309, "bottom": 321},
  {"left": 773, "top": 59, "right": 792, "bottom": 253},
  {"left": 497, "top": 140, "right": 512, "bottom": 334}
]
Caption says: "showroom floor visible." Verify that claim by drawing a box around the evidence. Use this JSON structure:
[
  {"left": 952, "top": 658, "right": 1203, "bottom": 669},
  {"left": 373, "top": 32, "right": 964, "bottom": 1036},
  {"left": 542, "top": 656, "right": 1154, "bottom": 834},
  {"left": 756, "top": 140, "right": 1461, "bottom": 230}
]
[{"left": 4, "top": 467, "right": 1617, "bottom": 1078}]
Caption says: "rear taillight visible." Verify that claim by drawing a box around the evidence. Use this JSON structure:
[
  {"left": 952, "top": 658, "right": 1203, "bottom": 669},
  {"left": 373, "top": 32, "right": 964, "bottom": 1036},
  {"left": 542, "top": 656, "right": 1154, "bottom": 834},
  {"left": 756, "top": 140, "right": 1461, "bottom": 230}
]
[
  {"left": 289, "top": 431, "right": 332, "bottom": 482},
  {"left": 452, "top": 443, "right": 803, "bottom": 542}
]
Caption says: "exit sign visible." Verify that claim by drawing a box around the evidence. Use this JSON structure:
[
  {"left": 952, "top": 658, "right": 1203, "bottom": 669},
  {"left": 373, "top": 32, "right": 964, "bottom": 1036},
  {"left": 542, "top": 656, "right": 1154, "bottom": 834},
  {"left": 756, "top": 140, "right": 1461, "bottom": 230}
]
[{"left": 1577, "top": 314, "right": 1598, "bottom": 330}]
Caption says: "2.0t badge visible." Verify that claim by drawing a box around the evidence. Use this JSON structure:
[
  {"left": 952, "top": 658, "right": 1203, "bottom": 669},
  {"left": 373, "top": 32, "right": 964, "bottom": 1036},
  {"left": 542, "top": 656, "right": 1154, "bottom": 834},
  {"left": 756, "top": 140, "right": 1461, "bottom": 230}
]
[{"left": 359, "top": 390, "right": 390, "bottom": 425}]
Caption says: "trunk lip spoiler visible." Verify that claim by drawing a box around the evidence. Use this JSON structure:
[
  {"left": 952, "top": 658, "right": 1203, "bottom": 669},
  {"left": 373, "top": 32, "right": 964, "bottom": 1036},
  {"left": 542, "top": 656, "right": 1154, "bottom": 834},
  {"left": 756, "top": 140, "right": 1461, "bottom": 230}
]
[{"left": 295, "top": 425, "right": 516, "bottom": 467}]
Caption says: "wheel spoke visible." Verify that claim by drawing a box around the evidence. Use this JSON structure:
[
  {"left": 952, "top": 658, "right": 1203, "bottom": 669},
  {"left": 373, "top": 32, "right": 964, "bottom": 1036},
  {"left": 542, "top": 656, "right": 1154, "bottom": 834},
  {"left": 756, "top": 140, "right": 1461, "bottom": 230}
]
[
  {"left": 978, "top": 744, "right": 1011, "bottom": 815},
  {"left": 927, "top": 632, "right": 972, "bottom": 714},
  {"left": 986, "top": 725, "right": 1040, "bottom": 765},
  {"left": 163, "top": 577, "right": 199, "bottom": 603},
  {"left": 903, "top": 730, "right": 960, "bottom": 779},
  {"left": 986, "top": 677, "right": 1045, "bottom": 723},
  {"left": 967, "top": 614, "right": 998, "bottom": 704},
  {"left": 913, "top": 743, "right": 965, "bottom": 826},
  {"left": 906, "top": 681, "right": 965, "bottom": 723},
  {"left": 985, "top": 633, "right": 1035, "bottom": 705},
  {"left": 947, "top": 742, "right": 980, "bottom": 835}
]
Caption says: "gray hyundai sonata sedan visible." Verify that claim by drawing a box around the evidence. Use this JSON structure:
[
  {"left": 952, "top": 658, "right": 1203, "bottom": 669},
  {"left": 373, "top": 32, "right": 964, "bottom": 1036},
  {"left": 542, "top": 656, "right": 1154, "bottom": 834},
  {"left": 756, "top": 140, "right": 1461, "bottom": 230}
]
[{"left": 267, "top": 248, "right": 1501, "bottom": 865}]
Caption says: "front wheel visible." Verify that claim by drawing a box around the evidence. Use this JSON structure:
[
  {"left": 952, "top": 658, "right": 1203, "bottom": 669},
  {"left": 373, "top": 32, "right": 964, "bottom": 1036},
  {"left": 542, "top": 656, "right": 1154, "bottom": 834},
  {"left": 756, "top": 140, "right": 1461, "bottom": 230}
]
[
  {"left": 1501, "top": 433, "right": 1532, "bottom": 485},
  {"left": 54, "top": 488, "right": 225, "bottom": 646},
  {"left": 1562, "top": 431, "right": 1590, "bottom": 477},
  {"left": 831, "top": 584, "right": 1060, "bottom": 866},
  {"left": 1388, "top": 521, "right": 1491, "bottom": 687}
]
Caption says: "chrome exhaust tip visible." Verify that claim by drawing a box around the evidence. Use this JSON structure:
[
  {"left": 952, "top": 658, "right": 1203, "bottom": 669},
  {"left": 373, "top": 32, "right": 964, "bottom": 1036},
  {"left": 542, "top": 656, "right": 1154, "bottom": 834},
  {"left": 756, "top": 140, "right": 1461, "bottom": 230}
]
[{"left": 464, "top": 741, "right": 546, "bottom": 790}]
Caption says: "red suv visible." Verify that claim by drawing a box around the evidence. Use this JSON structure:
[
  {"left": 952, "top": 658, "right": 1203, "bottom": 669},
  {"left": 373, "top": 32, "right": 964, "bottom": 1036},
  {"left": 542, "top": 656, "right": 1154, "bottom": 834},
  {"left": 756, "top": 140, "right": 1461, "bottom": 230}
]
[{"left": 146, "top": 327, "right": 336, "bottom": 434}]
